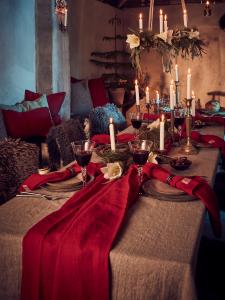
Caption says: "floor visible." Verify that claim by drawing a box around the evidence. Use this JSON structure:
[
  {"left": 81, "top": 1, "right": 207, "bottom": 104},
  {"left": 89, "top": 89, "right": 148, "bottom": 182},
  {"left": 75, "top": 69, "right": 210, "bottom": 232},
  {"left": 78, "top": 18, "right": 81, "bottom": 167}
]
[{"left": 196, "top": 170, "right": 225, "bottom": 300}]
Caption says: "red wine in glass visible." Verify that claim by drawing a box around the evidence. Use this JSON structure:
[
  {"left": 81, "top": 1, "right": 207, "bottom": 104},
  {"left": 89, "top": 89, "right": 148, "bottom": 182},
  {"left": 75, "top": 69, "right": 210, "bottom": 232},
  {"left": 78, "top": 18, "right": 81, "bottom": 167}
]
[
  {"left": 75, "top": 151, "right": 92, "bottom": 167},
  {"left": 131, "top": 119, "right": 142, "bottom": 129},
  {"left": 132, "top": 150, "right": 149, "bottom": 165},
  {"left": 174, "top": 117, "right": 185, "bottom": 128}
]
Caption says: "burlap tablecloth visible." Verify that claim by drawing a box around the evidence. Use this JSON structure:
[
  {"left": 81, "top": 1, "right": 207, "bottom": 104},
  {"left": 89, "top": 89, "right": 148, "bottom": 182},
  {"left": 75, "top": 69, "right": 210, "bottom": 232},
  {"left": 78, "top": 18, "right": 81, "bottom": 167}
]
[{"left": 0, "top": 125, "right": 223, "bottom": 300}]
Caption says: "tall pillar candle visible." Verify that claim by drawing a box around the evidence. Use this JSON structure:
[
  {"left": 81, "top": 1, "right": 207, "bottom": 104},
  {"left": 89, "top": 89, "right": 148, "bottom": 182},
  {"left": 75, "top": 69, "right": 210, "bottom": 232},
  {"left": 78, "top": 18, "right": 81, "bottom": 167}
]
[
  {"left": 164, "top": 14, "right": 168, "bottom": 32},
  {"left": 64, "top": 8, "right": 68, "bottom": 27},
  {"left": 145, "top": 86, "right": 150, "bottom": 103},
  {"left": 191, "top": 91, "right": 196, "bottom": 116},
  {"left": 170, "top": 80, "right": 174, "bottom": 110},
  {"left": 159, "top": 9, "right": 163, "bottom": 33},
  {"left": 187, "top": 68, "right": 191, "bottom": 99},
  {"left": 109, "top": 118, "right": 116, "bottom": 152},
  {"left": 139, "top": 13, "right": 143, "bottom": 32},
  {"left": 135, "top": 80, "right": 140, "bottom": 105},
  {"left": 175, "top": 64, "right": 179, "bottom": 82},
  {"left": 183, "top": 9, "right": 188, "bottom": 27},
  {"left": 159, "top": 114, "right": 165, "bottom": 151}
]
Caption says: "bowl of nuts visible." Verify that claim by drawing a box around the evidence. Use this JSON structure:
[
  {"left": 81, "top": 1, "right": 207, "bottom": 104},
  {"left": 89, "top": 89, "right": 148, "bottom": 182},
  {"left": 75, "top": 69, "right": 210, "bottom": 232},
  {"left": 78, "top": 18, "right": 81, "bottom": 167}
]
[{"left": 170, "top": 156, "right": 192, "bottom": 171}]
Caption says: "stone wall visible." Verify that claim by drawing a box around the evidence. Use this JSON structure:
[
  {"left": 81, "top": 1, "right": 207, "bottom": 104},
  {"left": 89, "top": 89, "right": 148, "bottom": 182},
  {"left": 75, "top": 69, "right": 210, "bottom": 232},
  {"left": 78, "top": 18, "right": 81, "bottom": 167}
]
[{"left": 0, "top": 0, "right": 36, "bottom": 104}]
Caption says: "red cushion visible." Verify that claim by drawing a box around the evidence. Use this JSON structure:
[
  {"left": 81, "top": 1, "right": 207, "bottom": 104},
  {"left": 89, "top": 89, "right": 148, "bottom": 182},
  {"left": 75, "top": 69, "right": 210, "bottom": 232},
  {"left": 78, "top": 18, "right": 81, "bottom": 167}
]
[
  {"left": 2, "top": 108, "right": 53, "bottom": 139},
  {"left": 24, "top": 90, "right": 41, "bottom": 101},
  {"left": 24, "top": 90, "right": 65, "bottom": 125},
  {"left": 88, "top": 78, "right": 109, "bottom": 108}
]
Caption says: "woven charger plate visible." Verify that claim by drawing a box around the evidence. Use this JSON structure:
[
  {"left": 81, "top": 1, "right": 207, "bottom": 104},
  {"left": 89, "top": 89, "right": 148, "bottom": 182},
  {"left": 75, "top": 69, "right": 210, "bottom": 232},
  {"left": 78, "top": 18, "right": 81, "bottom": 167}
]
[
  {"left": 44, "top": 174, "right": 94, "bottom": 192},
  {"left": 142, "top": 179, "right": 197, "bottom": 202}
]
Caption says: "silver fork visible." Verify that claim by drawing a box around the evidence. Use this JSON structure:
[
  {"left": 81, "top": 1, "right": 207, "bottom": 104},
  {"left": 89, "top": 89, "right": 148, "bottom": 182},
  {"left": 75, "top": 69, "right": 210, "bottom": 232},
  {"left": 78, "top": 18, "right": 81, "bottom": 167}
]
[{"left": 17, "top": 191, "right": 62, "bottom": 201}]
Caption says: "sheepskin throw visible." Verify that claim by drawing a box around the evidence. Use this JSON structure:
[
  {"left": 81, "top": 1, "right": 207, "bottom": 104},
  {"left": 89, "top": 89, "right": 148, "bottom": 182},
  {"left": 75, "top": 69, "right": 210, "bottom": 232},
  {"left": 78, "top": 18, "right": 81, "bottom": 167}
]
[
  {"left": 46, "top": 119, "right": 85, "bottom": 170},
  {"left": 0, "top": 138, "right": 39, "bottom": 203}
]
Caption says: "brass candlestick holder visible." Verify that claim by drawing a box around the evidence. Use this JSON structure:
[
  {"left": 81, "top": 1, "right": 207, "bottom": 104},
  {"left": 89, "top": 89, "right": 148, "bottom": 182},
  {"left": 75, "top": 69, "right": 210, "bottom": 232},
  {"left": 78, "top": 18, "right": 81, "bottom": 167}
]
[
  {"left": 170, "top": 109, "right": 175, "bottom": 143},
  {"left": 175, "top": 81, "right": 180, "bottom": 107},
  {"left": 136, "top": 104, "right": 141, "bottom": 114},
  {"left": 145, "top": 103, "right": 151, "bottom": 123},
  {"left": 181, "top": 98, "right": 198, "bottom": 155}
]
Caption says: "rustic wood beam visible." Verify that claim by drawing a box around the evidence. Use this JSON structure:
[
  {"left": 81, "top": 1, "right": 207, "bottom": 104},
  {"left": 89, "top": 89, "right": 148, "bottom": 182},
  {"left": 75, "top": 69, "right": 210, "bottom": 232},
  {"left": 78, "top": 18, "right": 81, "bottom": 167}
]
[{"left": 117, "top": 0, "right": 129, "bottom": 8}]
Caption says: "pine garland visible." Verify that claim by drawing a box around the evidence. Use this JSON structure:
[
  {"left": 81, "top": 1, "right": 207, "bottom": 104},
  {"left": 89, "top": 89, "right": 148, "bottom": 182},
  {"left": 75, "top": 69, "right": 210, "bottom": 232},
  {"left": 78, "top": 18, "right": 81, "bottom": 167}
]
[{"left": 126, "top": 27, "right": 206, "bottom": 75}]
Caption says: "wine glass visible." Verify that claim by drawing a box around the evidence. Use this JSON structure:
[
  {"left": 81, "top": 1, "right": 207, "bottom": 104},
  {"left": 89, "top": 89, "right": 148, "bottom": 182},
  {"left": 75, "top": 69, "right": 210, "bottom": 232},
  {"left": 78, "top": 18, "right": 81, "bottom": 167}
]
[
  {"left": 128, "top": 140, "right": 153, "bottom": 186},
  {"left": 129, "top": 112, "right": 143, "bottom": 139},
  {"left": 174, "top": 108, "right": 185, "bottom": 145},
  {"left": 71, "top": 140, "right": 95, "bottom": 187}
]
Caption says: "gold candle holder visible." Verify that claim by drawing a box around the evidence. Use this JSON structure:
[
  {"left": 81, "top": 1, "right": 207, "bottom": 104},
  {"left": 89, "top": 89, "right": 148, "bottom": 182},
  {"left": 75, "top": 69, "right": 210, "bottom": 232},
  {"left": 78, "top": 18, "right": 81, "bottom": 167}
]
[
  {"left": 181, "top": 98, "right": 198, "bottom": 155},
  {"left": 136, "top": 105, "right": 141, "bottom": 114},
  {"left": 170, "top": 109, "right": 175, "bottom": 143},
  {"left": 175, "top": 80, "right": 180, "bottom": 107}
]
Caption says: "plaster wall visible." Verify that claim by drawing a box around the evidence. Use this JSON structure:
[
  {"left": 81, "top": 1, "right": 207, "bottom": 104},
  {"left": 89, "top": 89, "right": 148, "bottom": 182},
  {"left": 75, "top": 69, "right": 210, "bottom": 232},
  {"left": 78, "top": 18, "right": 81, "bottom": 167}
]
[
  {"left": 0, "top": 0, "right": 36, "bottom": 104},
  {"left": 123, "top": 3, "right": 225, "bottom": 107},
  {"left": 69, "top": 0, "right": 123, "bottom": 79}
]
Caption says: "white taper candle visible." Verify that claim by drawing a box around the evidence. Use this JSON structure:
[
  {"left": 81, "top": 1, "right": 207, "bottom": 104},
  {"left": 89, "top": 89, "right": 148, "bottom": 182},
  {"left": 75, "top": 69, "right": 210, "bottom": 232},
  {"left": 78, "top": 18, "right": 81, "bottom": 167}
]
[
  {"left": 159, "top": 114, "right": 165, "bottom": 151},
  {"left": 135, "top": 80, "right": 140, "bottom": 105},
  {"left": 159, "top": 9, "right": 163, "bottom": 33},
  {"left": 109, "top": 118, "right": 116, "bottom": 152},
  {"left": 187, "top": 68, "right": 191, "bottom": 99}
]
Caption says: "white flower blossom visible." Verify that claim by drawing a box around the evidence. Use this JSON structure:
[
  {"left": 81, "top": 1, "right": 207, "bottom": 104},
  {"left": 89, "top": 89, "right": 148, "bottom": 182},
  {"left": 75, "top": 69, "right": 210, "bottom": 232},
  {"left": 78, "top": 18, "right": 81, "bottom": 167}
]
[
  {"left": 156, "top": 30, "right": 173, "bottom": 44},
  {"left": 148, "top": 152, "right": 158, "bottom": 164},
  {"left": 189, "top": 30, "right": 200, "bottom": 39},
  {"left": 126, "top": 34, "right": 140, "bottom": 49},
  {"left": 147, "top": 118, "right": 160, "bottom": 130},
  {"left": 101, "top": 162, "right": 123, "bottom": 180}
]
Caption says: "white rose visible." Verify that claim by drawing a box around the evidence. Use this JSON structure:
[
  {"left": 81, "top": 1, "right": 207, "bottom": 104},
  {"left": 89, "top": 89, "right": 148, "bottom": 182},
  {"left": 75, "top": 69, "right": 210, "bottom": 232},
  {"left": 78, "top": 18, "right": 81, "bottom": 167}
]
[
  {"left": 148, "top": 152, "right": 158, "bottom": 164},
  {"left": 189, "top": 30, "right": 200, "bottom": 39},
  {"left": 126, "top": 34, "right": 140, "bottom": 49},
  {"left": 101, "top": 162, "right": 123, "bottom": 180},
  {"left": 147, "top": 118, "right": 160, "bottom": 130},
  {"left": 156, "top": 30, "right": 173, "bottom": 44}
]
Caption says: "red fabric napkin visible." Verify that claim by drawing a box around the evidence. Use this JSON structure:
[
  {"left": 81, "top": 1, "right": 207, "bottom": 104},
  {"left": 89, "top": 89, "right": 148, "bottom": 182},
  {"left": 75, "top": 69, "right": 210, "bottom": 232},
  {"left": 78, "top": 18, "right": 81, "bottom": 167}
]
[
  {"left": 143, "top": 163, "right": 221, "bottom": 238},
  {"left": 143, "top": 112, "right": 172, "bottom": 121},
  {"left": 21, "top": 166, "right": 140, "bottom": 300},
  {"left": 18, "top": 162, "right": 101, "bottom": 192},
  {"left": 92, "top": 133, "right": 135, "bottom": 145},
  {"left": 191, "top": 131, "right": 225, "bottom": 158},
  {"left": 195, "top": 112, "right": 225, "bottom": 126}
]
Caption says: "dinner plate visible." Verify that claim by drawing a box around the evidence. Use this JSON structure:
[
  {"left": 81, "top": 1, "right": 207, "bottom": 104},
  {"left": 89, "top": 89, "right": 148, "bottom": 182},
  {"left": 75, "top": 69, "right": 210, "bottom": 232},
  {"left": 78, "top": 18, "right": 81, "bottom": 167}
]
[
  {"left": 44, "top": 174, "right": 94, "bottom": 192},
  {"left": 142, "top": 179, "right": 197, "bottom": 202}
]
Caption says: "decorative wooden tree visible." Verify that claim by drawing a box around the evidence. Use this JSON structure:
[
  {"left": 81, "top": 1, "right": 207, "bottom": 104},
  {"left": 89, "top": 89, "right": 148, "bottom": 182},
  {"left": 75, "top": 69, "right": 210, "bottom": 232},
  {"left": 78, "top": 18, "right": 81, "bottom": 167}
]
[{"left": 90, "top": 15, "right": 133, "bottom": 89}]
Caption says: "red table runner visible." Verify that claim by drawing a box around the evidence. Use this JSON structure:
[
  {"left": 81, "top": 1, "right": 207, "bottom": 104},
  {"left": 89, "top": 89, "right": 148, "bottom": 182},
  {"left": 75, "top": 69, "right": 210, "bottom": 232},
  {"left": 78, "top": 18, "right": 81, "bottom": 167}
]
[{"left": 20, "top": 162, "right": 221, "bottom": 300}]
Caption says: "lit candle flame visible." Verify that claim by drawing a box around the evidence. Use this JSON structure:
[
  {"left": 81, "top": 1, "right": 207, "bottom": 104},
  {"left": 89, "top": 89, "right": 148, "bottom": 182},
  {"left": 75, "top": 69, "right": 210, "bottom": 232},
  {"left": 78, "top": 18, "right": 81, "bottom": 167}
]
[
  {"left": 164, "top": 14, "right": 167, "bottom": 21},
  {"left": 192, "top": 91, "right": 195, "bottom": 98},
  {"left": 139, "top": 13, "right": 142, "bottom": 19},
  {"left": 160, "top": 114, "right": 165, "bottom": 122},
  {"left": 183, "top": 9, "right": 187, "bottom": 14},
  {"left": 188, "top": 68, "right": 191, "bottom": 74},
  {"left": 159, "top": 9, "right": 163, "bottom": 15},
  {"left": 135, "top": 79, "right": 138, "bottom": 85},
  {"left": 146, "top": 86, "right": 149, "bottom": 92}
]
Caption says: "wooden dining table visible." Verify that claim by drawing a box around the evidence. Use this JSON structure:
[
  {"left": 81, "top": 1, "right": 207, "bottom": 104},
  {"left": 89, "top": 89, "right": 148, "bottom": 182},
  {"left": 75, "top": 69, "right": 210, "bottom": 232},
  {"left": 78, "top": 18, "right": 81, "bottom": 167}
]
[{"left": 0, "top": 125, "right": 224, "bottom": 300}]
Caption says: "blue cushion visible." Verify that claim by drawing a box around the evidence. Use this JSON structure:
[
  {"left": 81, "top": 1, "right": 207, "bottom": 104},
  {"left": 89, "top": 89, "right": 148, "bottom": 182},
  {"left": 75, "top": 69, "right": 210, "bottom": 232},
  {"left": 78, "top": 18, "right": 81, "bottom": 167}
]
[
  {"left": 90, "top": 103, "right": 126, "bottom": 134},
  {"left": 71, "top": 80, "right": 93, "bottom": 117}
]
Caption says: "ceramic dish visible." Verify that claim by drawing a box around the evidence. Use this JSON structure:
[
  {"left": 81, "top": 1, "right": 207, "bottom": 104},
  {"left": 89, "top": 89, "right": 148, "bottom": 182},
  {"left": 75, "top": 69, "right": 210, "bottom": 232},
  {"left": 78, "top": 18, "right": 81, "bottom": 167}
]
[
  {"left": 142, "top": 179, "right": 197, "bottom": 202},
  {"left": 169, "top": 157, "right": 192, "bottom": 171}
]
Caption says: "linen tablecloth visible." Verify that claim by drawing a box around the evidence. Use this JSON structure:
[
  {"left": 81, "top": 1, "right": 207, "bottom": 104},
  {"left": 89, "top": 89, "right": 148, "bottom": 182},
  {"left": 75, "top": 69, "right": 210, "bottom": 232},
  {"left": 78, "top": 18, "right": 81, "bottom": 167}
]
[{"left": 0, "top": 125, "right": 224, "bottom": 300}]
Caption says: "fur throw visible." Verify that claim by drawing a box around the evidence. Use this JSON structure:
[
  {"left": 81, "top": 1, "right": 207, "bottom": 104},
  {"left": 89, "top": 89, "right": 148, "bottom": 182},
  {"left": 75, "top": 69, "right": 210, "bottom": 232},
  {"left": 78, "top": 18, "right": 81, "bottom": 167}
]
[
  {"left": 0, "top": 138, "right": 39, "bottom": 203},
  {"left": 46, "top": 119, "right": 85, "bottom": 170}
]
